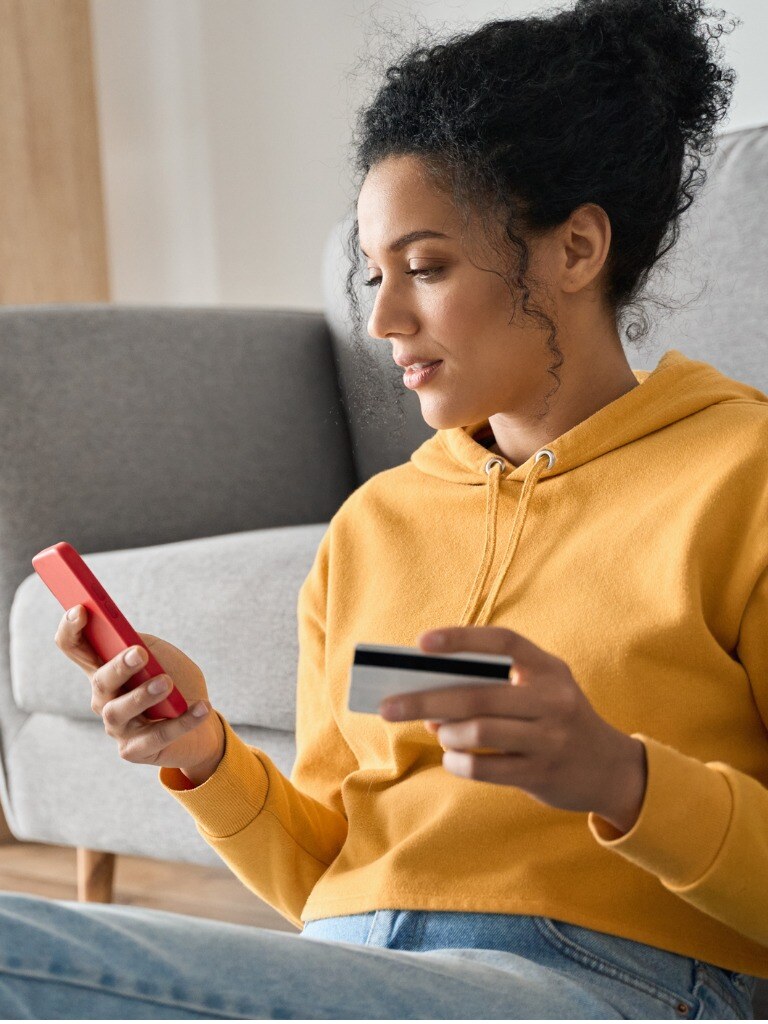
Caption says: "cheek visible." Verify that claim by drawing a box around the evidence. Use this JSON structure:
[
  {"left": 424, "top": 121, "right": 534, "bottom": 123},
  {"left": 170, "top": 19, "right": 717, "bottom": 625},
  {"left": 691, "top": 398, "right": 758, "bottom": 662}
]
[{"left": 427, "top": 278, "right": 496, "bottom": 345}]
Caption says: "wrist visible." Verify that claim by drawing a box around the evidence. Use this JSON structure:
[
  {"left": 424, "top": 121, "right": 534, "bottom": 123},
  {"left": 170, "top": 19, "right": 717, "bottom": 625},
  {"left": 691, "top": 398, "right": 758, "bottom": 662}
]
[
  {"left": 594, "top": 732, "right": 648, "bottom": 836},
  {"left": 182, "top": 712, "right": 226, "bottom": 787}
]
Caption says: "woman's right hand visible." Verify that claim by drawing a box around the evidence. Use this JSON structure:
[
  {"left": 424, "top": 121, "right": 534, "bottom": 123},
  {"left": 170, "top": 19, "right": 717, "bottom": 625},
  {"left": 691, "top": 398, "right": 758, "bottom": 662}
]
[{"left": 54, "top": 605, "right": 225, "bottom": 781}]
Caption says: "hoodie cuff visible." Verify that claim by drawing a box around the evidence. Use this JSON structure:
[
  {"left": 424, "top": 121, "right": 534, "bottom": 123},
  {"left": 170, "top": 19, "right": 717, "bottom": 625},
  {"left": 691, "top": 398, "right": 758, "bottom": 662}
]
[
  {"left": 587, "top": 733, "right": 734, "bottom": 887},
  {"left": 158, "top": 711, "right": 270, "bottom": 838}
]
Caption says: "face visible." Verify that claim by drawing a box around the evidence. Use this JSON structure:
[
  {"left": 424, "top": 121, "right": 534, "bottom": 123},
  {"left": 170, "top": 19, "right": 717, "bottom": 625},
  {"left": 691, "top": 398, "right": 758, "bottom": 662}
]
[{"left": 356, "top": 153, "right": 560, "bottom": 431}]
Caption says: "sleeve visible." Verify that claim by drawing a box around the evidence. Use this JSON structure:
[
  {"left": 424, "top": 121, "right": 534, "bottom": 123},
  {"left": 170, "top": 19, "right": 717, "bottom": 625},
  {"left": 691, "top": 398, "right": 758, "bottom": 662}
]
[
  {"left": 157, "top": 520, "right": 358, "bottom": 931},
  {"left": 587, "top": 561, "right": 768, "bottom": 949}
]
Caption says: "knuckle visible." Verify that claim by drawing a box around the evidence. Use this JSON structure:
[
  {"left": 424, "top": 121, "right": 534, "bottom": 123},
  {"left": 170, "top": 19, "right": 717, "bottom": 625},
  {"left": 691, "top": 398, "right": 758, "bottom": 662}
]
[
  {"left": 101, "top": 701, "right": 115, "bottom": 725},
  {"left": 54, "top": 630, "right": 72, "bottom": 652},
  {"left": 153, "top": 720, "right": 173, "bottom": 746},
  {"left": 118, "top": 740, "right": 135, "bottom": 762}
]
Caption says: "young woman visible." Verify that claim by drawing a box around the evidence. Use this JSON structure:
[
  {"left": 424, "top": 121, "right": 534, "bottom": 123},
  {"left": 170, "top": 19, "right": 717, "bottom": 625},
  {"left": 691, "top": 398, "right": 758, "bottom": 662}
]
[{"left": 2, "top": 0, "right": 765, "bottom": 1018}]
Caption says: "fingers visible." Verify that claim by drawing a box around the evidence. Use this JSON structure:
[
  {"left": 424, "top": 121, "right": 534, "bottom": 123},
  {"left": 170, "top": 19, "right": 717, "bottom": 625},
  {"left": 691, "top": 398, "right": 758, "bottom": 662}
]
[
  {"left": 90, "top": 642, "right": 150, "bottom": 714},
  {"left": 54, "top": 605, "right": 101, "bottom": 672},
  {"left": 101, "top": 670, "right": 173, "bottom": 733},
  {"left": 94, "top": 645, "right": 212, "bottom": 761},
  {"left": 117, "top": 700, "right": 212, "bottom": 765},
  {"left": 53, "top": 607, "right": 211, "bottom": 767}
]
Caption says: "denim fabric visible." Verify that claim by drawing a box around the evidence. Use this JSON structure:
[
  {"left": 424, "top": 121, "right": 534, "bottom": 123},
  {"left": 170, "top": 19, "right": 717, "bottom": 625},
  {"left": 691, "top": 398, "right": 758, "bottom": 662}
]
[{"left": 0, "top": 891, "right": 760, "bottom": 1019}]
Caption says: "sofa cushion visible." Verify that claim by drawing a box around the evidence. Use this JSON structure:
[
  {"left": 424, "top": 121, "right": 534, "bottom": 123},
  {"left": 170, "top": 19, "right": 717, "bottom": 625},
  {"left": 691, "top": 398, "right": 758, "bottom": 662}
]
[
  {"left": 8, "top": 712, "right": 297, "bottom": 861},
  {"left": 11, "top": 523, "right": 328, "bottom": 730}
]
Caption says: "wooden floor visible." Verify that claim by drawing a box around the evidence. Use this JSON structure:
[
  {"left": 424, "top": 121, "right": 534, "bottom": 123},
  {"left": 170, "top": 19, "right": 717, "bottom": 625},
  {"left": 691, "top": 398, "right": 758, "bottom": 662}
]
[{"left": 0, "top": 837, "right": 298, "bottom": 933}]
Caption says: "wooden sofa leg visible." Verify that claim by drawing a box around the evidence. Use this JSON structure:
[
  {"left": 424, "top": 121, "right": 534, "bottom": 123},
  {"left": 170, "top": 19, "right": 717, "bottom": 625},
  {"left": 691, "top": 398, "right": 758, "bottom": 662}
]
[{"left": 76, "top": 847, "right": 116, "bottom": 903}]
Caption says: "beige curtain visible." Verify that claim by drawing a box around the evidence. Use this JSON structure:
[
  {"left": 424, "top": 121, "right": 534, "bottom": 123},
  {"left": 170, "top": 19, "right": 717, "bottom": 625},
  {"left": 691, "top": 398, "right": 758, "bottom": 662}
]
[{"left": 0, "top": 0, "right": 110, "bottom": 303}]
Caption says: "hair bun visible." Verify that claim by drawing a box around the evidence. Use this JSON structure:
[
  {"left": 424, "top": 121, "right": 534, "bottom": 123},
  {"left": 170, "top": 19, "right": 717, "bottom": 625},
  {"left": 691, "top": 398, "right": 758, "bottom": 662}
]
[{"left": 573, "top": 0, "right": 740, "bottom": 141}]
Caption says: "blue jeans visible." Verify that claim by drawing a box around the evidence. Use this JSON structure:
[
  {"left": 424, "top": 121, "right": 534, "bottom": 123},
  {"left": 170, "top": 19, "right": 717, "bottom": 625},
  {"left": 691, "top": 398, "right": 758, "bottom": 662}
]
[{"left": 0, "top": 891, "right": 759, "bottom": 1019}]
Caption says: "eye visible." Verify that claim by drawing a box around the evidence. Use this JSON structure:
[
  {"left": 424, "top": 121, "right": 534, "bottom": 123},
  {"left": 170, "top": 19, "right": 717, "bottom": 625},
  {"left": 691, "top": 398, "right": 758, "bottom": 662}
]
[{"left": 362, "top": 268, "right": 443, "bottom": 288}]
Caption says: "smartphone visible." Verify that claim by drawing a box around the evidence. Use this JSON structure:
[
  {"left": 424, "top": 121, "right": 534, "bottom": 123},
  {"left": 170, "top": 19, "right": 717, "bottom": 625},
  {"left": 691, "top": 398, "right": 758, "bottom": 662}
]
[
  {"left": 348, "top": 642, "right": 514, "bottom": 715},
  {"left": 31, "top": 541, "right": 188, "bottom": 720}
]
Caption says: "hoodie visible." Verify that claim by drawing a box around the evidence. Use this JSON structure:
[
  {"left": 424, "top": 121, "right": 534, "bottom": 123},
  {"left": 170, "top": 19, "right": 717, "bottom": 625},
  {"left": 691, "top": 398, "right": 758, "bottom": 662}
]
[{"left": 159, "top": 348, "right": 768, "bottom": 978}]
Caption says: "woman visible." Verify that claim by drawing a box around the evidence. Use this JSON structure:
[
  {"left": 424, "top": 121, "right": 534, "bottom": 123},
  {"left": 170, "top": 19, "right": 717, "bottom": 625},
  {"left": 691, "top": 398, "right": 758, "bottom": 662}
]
[{"left": 2, "top": 0, "right": 765, "bottom": 1018}]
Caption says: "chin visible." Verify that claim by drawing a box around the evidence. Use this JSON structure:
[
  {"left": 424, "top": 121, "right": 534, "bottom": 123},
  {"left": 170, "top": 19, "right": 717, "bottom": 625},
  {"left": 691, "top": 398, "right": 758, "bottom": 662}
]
[{"left": 417, "top": 402, "right": 482, "bottom": 432}]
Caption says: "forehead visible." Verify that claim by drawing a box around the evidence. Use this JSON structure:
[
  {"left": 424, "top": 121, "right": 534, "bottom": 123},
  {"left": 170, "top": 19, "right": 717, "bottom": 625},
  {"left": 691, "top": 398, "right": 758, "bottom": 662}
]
[{"left": 357, "top": 155, "right": 458, "bottom": 247}]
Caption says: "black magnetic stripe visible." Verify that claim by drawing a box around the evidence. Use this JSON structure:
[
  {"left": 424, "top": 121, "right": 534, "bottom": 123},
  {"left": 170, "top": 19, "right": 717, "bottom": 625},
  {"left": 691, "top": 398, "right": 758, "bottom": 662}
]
[{"left": 353, "top": 649, "right": 510, "bottom": 678}]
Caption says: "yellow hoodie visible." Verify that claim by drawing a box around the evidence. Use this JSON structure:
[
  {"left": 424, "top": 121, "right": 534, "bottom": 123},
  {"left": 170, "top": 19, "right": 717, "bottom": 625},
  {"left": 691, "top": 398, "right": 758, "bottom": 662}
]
[{"left": 160, "top": 348, "right": 768, "bottom": 978}]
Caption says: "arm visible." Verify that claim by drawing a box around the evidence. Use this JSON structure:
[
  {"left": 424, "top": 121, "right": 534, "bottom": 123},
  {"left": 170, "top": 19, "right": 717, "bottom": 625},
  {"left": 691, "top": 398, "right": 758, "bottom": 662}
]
[
  {"left": 587, "top": 562, "right": 768, "bottom": 949},
  {"left": 158, "top": 522, "right": 358, "bottom": 930}
]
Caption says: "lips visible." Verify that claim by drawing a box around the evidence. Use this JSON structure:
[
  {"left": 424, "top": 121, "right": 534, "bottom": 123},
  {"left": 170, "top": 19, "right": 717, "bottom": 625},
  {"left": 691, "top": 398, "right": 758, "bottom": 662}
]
[
  {"left": 393, "top": 355, "right": 442, "bottom": 369},
  {"left": 406, "top": 360, "right": 441, "bottom": 372}
]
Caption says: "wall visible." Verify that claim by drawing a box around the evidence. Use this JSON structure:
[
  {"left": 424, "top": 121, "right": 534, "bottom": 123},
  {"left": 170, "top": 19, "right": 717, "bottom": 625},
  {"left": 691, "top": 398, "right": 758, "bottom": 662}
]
[{"left": 89, "top": 0, "right": 768, "bottom": 311}]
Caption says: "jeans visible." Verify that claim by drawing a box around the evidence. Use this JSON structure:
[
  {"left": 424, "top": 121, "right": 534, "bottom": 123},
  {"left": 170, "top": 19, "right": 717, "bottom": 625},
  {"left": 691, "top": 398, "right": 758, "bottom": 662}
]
[{"left": 0, "top": 891, "right": 759, "bottom": 1019}]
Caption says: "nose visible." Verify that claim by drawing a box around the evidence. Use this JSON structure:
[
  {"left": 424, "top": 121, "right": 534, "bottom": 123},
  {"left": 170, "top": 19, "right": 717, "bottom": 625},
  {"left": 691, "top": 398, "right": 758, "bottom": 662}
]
[{"left": 366, "top": 281, "right": 417, "bottom": 343}]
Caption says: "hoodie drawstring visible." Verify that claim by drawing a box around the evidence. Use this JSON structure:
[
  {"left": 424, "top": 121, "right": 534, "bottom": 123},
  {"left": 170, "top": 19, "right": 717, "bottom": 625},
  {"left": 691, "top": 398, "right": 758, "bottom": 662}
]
[{"left": 459, "top": 448, "right": 556, "bottom": 628}]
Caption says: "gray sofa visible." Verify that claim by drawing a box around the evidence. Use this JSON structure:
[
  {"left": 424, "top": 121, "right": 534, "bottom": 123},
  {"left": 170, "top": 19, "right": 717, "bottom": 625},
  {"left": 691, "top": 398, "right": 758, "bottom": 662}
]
[{"left": 1, "top": 119, "right": 767, "bottom": 1014}]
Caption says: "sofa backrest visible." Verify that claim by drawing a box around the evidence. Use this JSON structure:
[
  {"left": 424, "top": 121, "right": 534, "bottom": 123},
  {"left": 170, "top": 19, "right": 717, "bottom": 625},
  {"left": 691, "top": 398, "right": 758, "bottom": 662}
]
[
  {"left": 0, "top": 305, "right": 358, "bottom": 747},
  {"left": 322, "top": 122, "right": 768, "bottom": 486}
]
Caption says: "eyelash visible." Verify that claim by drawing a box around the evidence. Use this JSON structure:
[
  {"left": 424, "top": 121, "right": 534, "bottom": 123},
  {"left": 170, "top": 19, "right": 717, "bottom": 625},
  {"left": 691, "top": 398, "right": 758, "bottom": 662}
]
[{"left": 362, "top": 268, "right": 443, "bottom": 288}]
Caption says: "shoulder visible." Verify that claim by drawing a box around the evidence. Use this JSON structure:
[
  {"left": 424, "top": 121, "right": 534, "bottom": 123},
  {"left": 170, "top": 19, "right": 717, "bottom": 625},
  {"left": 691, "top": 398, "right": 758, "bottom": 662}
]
[
  {"left": 335, "top": 460, "right": 420, "bottom": 515},
  {"left": 706, "top": 397, "right": 768, "bottom": 429},
  {"left": 328, "top": 460, "right": 422, "bottom": 541},
  {"left": 703, "top": 399, "right": 768, "bottom": 469}
]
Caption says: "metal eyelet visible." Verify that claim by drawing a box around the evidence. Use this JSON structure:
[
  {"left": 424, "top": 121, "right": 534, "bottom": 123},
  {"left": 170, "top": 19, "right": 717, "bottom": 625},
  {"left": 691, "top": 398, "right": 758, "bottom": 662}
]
[
  {"left": 484, "top": 457, "right": 506, "bottom": 475},
  {"left": 534, "top": 448, "right": 556, "bottom": 469}
]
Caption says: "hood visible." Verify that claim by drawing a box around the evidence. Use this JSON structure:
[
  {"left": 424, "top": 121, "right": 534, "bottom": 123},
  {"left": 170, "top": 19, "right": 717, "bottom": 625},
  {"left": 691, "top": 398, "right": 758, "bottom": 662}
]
[{"left": 409, "top": 348, "right": 768, "bottom": 628}]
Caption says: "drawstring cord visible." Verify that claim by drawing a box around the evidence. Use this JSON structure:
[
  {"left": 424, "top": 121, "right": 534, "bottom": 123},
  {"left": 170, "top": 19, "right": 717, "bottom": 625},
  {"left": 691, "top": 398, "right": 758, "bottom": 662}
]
[{"left": 459, "top": 448, "right": 556, "bottom": 628}]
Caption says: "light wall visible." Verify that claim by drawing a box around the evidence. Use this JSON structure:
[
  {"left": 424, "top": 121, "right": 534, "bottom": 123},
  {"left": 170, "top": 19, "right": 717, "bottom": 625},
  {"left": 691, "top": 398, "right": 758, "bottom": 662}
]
[{"left": 89, "top": 0, "right": 768, "bottom": 311}]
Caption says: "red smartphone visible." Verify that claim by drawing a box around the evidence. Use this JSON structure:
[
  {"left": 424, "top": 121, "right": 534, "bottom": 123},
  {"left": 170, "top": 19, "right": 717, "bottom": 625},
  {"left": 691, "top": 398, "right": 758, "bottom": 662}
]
[{"left": 31, "top": 541, "right": 188, "bottom": 720}]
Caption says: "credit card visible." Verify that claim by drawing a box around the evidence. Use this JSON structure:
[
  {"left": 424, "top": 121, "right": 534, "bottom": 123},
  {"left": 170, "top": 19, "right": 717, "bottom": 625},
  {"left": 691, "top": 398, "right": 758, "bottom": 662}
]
[{"left": 348, "top": 643, "right": 515, "bottom": 715}]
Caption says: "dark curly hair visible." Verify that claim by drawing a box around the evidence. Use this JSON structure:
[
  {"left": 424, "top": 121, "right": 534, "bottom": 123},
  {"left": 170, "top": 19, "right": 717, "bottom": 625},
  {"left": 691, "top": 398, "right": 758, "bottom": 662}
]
[{"left": 340, "top": 0, "right": 740, "bottom": 438}]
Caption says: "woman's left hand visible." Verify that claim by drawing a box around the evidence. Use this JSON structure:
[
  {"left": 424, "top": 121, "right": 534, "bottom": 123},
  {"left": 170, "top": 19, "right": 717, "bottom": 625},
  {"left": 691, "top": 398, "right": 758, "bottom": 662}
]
[{"left": 378, "top": 626, "right": 647, "bottom": 826}]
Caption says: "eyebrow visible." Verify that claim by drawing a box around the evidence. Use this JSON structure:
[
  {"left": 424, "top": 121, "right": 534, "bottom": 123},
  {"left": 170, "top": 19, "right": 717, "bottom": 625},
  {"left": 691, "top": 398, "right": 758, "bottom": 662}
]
[{"left": 359, "top": 229, "right": 451, "bottom": 258}]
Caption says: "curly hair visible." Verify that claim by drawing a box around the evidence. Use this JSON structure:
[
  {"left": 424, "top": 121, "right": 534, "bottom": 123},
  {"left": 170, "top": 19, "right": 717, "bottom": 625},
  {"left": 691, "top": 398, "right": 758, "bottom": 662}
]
[{"left": 340, "top": 0, "right": 740, "bottom": 438}]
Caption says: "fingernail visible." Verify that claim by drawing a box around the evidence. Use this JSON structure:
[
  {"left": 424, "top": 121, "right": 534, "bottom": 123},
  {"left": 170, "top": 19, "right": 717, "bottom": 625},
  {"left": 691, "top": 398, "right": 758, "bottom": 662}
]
[
  {"left": 148, "top": 677, "right": 168, "bottom": 694},
  {"left": 67, "top": 606, "right": 80, "bottom": 622},
  {"left": 423, "top": 632, "right": 446, "bottom": 649},
  {"left": 125, "top": 647, "right": 144, "bottom": 666},
  {"left": 191, "top": 701, "right": 209, "bottom": 717}
]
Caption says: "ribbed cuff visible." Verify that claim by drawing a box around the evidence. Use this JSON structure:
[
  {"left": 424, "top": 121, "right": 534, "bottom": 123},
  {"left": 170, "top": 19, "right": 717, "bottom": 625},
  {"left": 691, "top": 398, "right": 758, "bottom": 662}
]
[
  {"left": 158, "top": 712, "right": 270, "bottom": 838},
  {"left": 588, "top": 732, "right": 733, "bottom": 887}
]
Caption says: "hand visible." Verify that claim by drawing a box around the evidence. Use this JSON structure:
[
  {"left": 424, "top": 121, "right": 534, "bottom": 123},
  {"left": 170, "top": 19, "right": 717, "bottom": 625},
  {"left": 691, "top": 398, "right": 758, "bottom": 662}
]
[
  {"left": 54, "top": 605, "right": 225, "bottom": 779},
  {"left": 378, "top": 626, "right": 647, "bottom": 826}
]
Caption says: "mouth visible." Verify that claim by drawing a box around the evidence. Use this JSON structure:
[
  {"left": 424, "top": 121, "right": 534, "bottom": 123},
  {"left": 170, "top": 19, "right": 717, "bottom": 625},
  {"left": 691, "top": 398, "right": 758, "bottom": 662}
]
[
  {"left": 402, "top": 360, "right": 443, "bottom": 389},
  {"left": 405, "top": 360, "right": 441, "bottom": 372}
]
